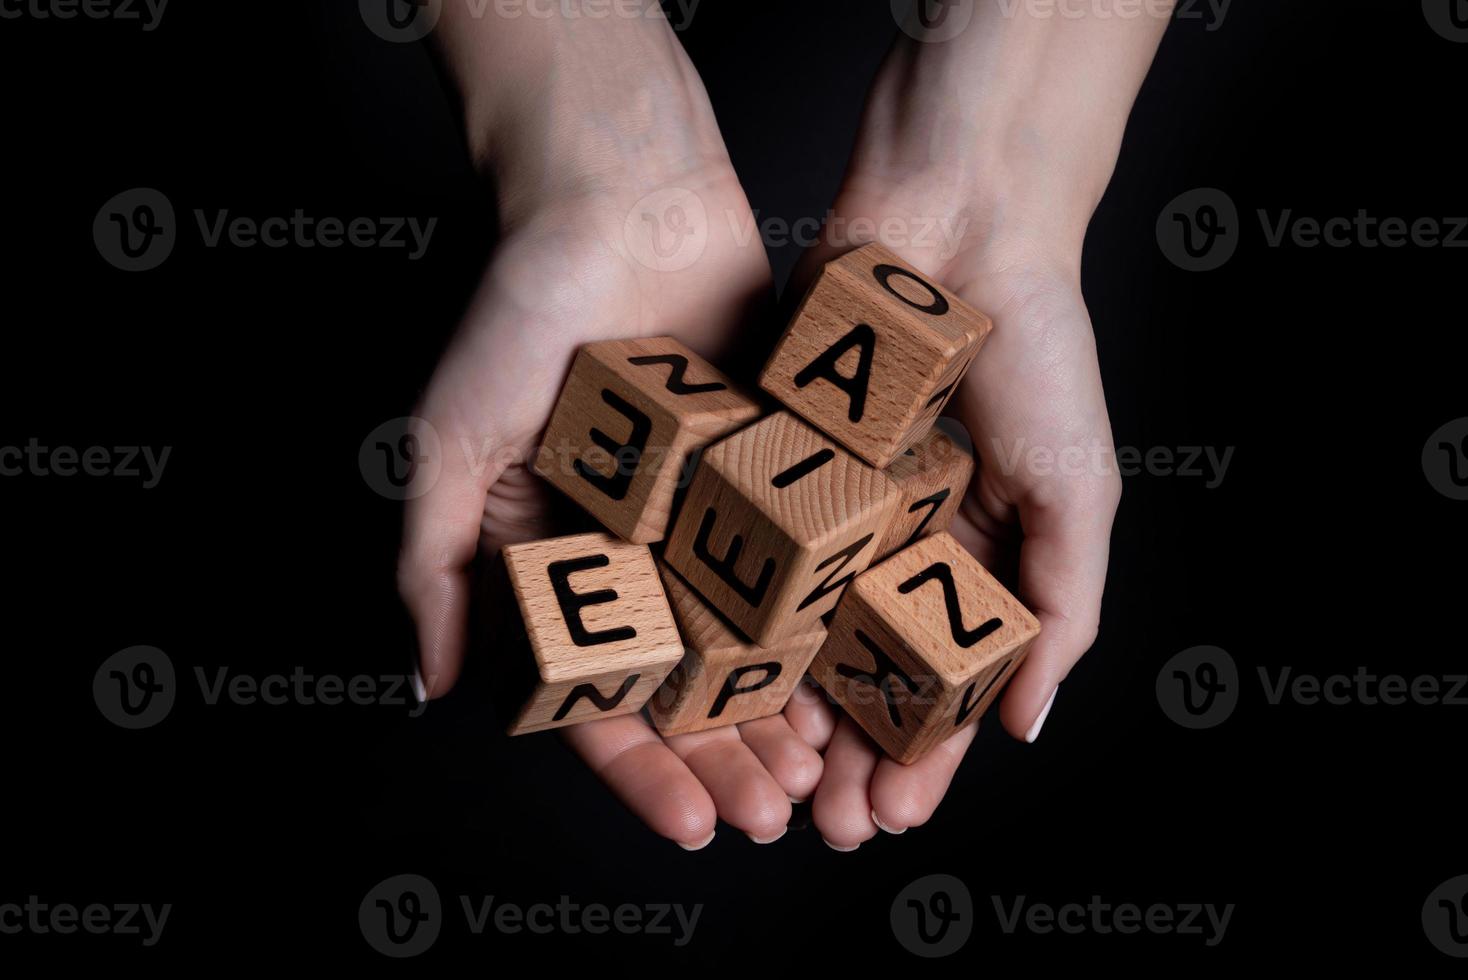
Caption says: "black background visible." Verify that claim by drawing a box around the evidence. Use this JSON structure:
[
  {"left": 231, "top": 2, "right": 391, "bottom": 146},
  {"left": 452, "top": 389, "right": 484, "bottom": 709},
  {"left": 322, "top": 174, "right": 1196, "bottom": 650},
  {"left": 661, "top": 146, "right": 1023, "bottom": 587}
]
[{"left": 2, "top": 0, "right": 1464, "bottom": 969}]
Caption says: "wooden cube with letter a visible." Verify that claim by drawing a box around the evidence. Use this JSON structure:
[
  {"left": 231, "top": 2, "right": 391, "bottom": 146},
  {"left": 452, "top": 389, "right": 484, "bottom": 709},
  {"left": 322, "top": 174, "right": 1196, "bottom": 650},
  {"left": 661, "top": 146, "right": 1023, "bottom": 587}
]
[
  {"left": 663, "top": 412, "right": 901, "bottom": 646},
  {"left": 647, "top": 564, "right": 826, "bottom": 736},
  {"left": 810, "top": 532, "right": 1040, "bottom": 764},
  {"left": 534, "top": 337, "right": 760, "bottom": 544},
  {"left": 759, "top": 244, "right": 991, "bottom": 468},
  {"left": 502, "top": 532, "right": 683, "bottom": 735},
  {"left": 874, "top": 422, "right": 975, "bottom": 561}
]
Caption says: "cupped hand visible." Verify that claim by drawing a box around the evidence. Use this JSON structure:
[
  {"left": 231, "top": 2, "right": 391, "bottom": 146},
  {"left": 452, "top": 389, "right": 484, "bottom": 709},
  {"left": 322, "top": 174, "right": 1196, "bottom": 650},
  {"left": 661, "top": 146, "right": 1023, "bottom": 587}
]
[
  {"left": 399, "top": 25, "right": 822, "bottom": 848},
  {"left": 790, "top": 78, "right": 1125, "bottom": 848}
]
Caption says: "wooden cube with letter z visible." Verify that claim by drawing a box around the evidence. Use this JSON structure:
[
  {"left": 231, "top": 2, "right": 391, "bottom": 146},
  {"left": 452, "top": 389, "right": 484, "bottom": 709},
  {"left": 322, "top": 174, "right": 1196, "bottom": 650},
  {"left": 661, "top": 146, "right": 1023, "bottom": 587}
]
[
  {"left": 646, "top": 564, "right": 827, "bottom": 736},
  {"left": 873, "top": 422, "right": 975, "bottom": 562},
  {"left": 662, "top": 411, "right": 902, "bottom": 646},
  {"left": 810, "top": 532, "right": 1040, "bottom": 763},
  {"left": 534, "top": 337, "right": 760, "bottom": 543},
  {"left": 502, "top": 532, "right": 683, "bottom": 735},
  {"left": 759, "top": 243, "right": 991, "bottom": 468}
]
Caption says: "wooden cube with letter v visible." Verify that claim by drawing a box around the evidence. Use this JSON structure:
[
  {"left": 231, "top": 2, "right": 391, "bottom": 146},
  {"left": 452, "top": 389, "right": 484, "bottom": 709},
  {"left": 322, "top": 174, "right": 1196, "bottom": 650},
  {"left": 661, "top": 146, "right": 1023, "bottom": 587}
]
[
  {"left": 534, "top": 337, "right": 760, "bottom": 544},
  {"left": 811, "top": 532, "right": 1041, "bottom": 764},
  {"left": 501, "top": 532, "right": 683, "bottom": 735},
  {"left": 760, "top": 243, "right": 991, "bottom": 469},
  {"left": 646, "top": 563, "right": 827, "bottom": 736},
  {"left": 662, "top": 411, "right": 902, "bottom": 647}
]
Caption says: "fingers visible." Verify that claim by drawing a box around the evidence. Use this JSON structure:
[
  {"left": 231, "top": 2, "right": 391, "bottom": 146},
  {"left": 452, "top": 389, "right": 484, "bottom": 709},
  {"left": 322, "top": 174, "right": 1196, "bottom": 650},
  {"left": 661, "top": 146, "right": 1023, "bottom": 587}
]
[
  {"left": 998, "top": 480, "right": 1120, "bottom": 742},
  {"left": 398, "top": 411, "right": 503, "bottom": 700},
  {"left": 811, "top": 717, "right": 881, "bottom": 851},
  {"left": 868, "top": 722, "right": 980, "bottom": 834},
  {"left": 562, "top": 715, "right": 718, "bottom": 849},
  {"left": 781, "top": 675, "right": 839, "bottom": 752},
  {"left": 735, "top": 714, "right": 824, "bottom": 804},
  {"left": 663, "top": 726, "right": 793, "bottom": 844}
]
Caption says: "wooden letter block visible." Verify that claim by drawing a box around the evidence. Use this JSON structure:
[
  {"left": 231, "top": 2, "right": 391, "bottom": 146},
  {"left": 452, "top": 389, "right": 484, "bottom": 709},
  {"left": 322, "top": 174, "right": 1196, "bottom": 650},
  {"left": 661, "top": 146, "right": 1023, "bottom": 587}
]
[
  {"left": 535, "top": 337, "right": 760, "bottom": 544},
  {"left": 662, "top": 411, "right": 901, "bottom": 646},
  {"left": 502, "top": 532, "right": 683, "bottom": 735},
  {"left": 810, "top": 532, "right": 1040, "bottom": 763},
  {"left": 647, "top": 564, "right": 827, "bottom": 736},
  {"left": 759, "top": 244, "right": 991, "bottom": 468},
  {"left": 873, "top": 423, "right": 975, "bottom": 562}
]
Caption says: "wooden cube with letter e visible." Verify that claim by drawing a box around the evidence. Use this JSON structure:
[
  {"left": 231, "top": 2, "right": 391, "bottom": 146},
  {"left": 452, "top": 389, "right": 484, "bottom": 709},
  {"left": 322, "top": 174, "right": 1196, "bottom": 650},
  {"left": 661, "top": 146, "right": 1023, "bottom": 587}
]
[
  {"left": 501, "top": 532, "right": 682, "bottom": 735},
  {"left": 810, "top": 532, "right": 1040, "bottom": 763},
  {"left": 535, "top": 337, "right": 760, "bottom": 544},
  {"left": 662, "top": 411, "right": 901, "bottom": 646},
  {"left": 646, "top": 563, "right": 826, "bottom": 736},
  {"left": 759, "top": 244, "right": 991, "bottom": 468}
]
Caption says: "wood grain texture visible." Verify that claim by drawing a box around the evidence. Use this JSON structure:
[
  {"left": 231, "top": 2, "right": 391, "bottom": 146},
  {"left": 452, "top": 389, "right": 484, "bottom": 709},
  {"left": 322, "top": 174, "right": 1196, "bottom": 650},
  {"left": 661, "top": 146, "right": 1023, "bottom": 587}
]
[
  {"left": 662, "top": 411, "right": 901, "bottom": 646},
  {"left": 534, "top": 337, "right": 761, "bottom": 544},
  {"left": 647, "top": 563, "right": 826, "bottom": 736},
  {"left": 759, "top": 244, "right": 991, "bottom": 468},
  {"left": 502, "top": 531, "right": 682, "bottom": 735},
  {"left": 810, "top": 531, "right": 1040, "bottom": 763},
  {"left": 873, "top": 423, "right": 976, "bottom": 561}
]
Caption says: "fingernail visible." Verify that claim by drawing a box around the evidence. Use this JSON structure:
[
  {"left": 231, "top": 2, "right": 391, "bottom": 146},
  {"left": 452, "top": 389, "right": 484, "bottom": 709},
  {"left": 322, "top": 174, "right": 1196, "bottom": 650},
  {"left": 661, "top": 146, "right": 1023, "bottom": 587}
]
[
  {"left": 787, "top": 795, "right": 808, "bottom": 805},
  {"left": 871, "top": 811, "right": 906, "bottom": 835},
  {"left": 678, "top": 832, "right": 715, "bottom": 851},
  {"left": 747, "top": 828, "right": 787, "bottom": 845},
  {"left": 410, "top": 662, "right": 428, "bottom": 705},
  {"left": 1025, "top": 686, "right": 1059, "bottom": 743},
  {"left": 823, "top": 839, "right": 860, "bottom": 852}
]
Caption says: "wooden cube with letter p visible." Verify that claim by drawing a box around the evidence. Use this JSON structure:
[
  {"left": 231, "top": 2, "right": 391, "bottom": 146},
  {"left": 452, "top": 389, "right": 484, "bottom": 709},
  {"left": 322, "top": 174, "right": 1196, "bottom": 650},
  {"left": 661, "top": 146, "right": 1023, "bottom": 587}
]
[
  {"left": 760, "top": 244, "right": 991, "bottom": 468},
  {"left": 534, "top": 337, "right": 760, "bottom": 544},
  {"left": 502, "top": 532, "right": 683, "bottom": 735},
  {"left": 662, "top": 411, "right": 902, "bottom": 646},
  {"left": 810, "top": 532, "right": 1040, "bottom": 764},
  {"left": 646, "top": 564, "right": 826, "bottom": 736}
]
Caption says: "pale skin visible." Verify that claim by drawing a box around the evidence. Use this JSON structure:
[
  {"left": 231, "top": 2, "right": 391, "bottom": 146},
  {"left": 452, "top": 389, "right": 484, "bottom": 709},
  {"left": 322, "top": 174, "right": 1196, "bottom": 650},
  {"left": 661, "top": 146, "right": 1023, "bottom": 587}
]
[{"left": 401, "top": 2, "right": 1170, "bottom": 849}]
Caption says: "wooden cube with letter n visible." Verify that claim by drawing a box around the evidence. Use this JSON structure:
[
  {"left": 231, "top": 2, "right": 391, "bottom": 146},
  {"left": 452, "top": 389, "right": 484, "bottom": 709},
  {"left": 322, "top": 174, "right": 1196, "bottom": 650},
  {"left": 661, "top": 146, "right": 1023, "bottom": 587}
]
[
  {"left": 647, "top": 564, "right": 827, "bottom": 736},
  {"left": 810, "top": 532, "right": 1040, "bottom": 763},
  {"left": 502, "top": 532, "right": 683, "bottom": 735},
  {"left": 535, "top": 337, "right": 760, "bottom": 543},
  {"left": 759, "top": 244, "right": 991, "bottom": 468},
  {"left": 662, "top": 411, "right": 901, "bottom": 646}
]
